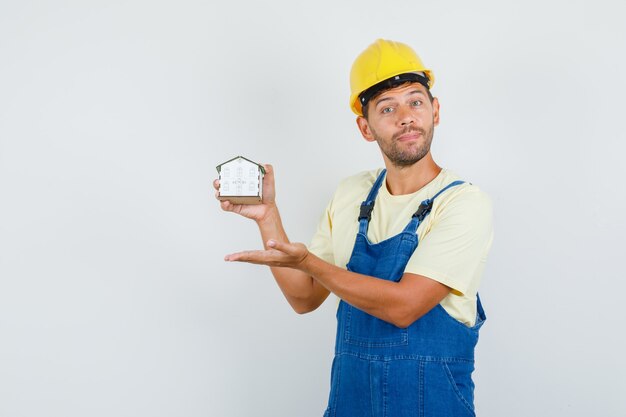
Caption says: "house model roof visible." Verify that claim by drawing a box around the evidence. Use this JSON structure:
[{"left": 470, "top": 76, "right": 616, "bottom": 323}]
[{"left": 216, "top": 156, "right": 265, "bottom": 174}]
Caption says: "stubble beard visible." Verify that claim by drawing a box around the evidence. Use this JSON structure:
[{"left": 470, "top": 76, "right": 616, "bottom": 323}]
[{"left": 372, "top": 124, "right": 435, "bottom": 168}]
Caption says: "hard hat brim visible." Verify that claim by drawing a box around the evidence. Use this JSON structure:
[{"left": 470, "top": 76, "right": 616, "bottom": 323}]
[{"left": 358, "top": 72, "right": 431, "bottom": 112}]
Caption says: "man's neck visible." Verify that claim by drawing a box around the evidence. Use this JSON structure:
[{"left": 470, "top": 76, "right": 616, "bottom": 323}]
[{"left": 383, "top": 153, "right": 442, "bottom": 196}]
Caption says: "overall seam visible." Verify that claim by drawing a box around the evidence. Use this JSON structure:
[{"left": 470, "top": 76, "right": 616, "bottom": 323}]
[
  {"left": 383, "top": 361, "right": 389, "bottom": 417},
  {"left": 441, "top": 362, "right": 476, "bottom": 416},
  {"left": 418, "top": 360, "right": 425, "bottom": 417}
]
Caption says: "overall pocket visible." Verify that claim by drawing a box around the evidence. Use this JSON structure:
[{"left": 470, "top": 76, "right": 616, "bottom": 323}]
[
  {"left": 421, "top": 360, "right": 476, "bottom": 417},
  {"left": 344, "top": 304, "right": 408, "bottom": 347}
]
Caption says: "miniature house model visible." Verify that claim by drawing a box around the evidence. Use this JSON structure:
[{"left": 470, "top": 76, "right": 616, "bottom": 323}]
[{"left": 216, "top": 156, "right": 265, "bottom": 204}]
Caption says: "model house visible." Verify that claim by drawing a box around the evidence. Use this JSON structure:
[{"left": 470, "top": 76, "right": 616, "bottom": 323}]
[{"left": 216, "top": 156, "right": 265, "bottom": 204}]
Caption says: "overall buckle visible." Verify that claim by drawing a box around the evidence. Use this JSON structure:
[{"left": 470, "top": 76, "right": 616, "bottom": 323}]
[
  {"left": 412, "top": 200, "right": 433, "bottom": 221},
  {"left": 359, "top": 203, "right": 374, "bottom": 222}
]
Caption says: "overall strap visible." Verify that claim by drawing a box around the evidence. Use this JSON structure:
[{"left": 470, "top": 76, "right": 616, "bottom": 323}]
[
  {"left": 476, "top": 293, "right": 487, "bottom": 325},
  {"left": 406, "top": 180, "right": 466, "bottom": 231},
  {"left": 357, "top": 169, "right": 387, "bottom": 234}
]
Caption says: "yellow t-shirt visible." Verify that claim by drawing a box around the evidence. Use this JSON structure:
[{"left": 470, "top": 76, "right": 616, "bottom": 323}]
[{"left": 308, "top": 168, "right": 493, "bottom": 326}]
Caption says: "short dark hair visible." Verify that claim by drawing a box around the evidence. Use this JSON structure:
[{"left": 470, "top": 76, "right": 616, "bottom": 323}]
[{"left": 361, "top": 81, "right": 434, "bottom": 120}]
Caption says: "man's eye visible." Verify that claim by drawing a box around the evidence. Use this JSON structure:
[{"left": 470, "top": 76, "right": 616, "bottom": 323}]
[
  {"left": 411, "top": 100, "right": 422, "bottom": 106},
  {"left": 382, "top": 107, "right": 394, "bottom": 114}
]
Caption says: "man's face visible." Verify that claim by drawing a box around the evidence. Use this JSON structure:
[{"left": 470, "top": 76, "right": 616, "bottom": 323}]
[{"left": 357, "top": 83, "right": 440, "bottom": 168}]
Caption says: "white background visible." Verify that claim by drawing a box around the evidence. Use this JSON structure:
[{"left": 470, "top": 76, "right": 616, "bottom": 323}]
[{"left": 1, "top": 1, "right": 625, "bottom": 416}]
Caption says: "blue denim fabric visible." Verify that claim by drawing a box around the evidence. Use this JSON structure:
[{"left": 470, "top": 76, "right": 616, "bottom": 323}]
[{"left": 324, "top": 170, "right": 486, "bottom": 417}]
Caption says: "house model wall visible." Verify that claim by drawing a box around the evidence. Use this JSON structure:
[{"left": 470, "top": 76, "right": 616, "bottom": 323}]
[{"left": 216, "top": 156, "right": 265, "bottom": 204}]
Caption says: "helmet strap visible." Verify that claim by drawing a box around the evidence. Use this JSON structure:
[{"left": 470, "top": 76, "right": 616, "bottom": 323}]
[{"left": 359, "top": 73, "right": 430, "bottom": 109}]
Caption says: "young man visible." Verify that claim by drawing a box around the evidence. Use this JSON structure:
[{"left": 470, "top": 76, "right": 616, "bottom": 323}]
[{"left": 215, "top": 39, "right": 493, "bottom": 417}]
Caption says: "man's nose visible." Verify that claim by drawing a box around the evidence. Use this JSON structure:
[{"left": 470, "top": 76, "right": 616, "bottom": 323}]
[{"left": 397, "top": 105, "right": 416, "bottom": 126}]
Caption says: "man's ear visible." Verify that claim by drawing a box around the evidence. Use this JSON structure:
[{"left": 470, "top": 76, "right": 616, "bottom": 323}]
[
  {"left": 356, "top": 116, "right": 376, "bottom": 142},
  {"left": 432, "top": 97, "right": 440, "bottom": 126}
]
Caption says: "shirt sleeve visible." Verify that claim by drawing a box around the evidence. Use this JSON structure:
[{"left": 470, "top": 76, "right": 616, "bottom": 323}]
[
  {"left": 308, "top": 201, "right": 335, "bottom": 265},
  {"left": 404, "top": 187, "right": 494, "bottom": 296}
]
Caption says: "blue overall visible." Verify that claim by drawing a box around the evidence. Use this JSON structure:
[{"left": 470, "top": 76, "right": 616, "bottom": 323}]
[{"left": 324, "top": 170, "right": 486, "bottom": 417}]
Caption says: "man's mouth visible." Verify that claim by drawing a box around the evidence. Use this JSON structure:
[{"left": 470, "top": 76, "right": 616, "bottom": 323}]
[{"left": 394, "top": 129, "right": 424, "bottom": 142}]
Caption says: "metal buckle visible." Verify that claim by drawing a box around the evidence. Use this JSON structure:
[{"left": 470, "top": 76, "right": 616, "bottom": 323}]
[
  {"left": 359, "top": 203, "right": 374, "bottom": 221},
  {"left": 412, "top": 200, "right": 433, "bottom": 221}
]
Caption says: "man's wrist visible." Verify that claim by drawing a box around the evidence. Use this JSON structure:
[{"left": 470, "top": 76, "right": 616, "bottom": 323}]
[
  {"left": 256, "top": 203, "right": 280, "bottom": 228},
  {"left": 297, "top": 248, "right": 312, "bottom": 274}
]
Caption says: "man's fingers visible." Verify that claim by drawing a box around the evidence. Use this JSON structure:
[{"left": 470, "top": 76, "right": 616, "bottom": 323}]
[
  {"left": 225, "top": 250, "right": 255, "bottom": 262},
  {"left": 224, "top": 242, "right": 308, "bottom": 269},
  {"left": 263, "top": 164, "right": 275, "bottom": 186},
  {"left": 225, "top": 249, "right": 278, "bottom": 264},
  {"left": 267, "top": 239, "right": 292, "bottom": 254},
  {"left": 225, "top": 250, "right": 248, "bottom": 262},
  {"left": 214, "top": 179, "right": 222, "bottom": 200},
  {"left": 220, "top": 200, "right": 244, "bottom": 214}
]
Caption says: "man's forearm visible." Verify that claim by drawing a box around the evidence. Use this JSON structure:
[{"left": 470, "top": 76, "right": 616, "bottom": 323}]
[
  {"left": 300, "top": 252, "right": 449, "bottom": 328},
  {"left": 256, "top": 206, "right": 329, "bottom": 313}
]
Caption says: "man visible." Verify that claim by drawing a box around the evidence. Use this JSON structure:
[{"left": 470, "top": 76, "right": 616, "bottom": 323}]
[{"left": 214, "top": 39, "right": 493, "bottom": 417}]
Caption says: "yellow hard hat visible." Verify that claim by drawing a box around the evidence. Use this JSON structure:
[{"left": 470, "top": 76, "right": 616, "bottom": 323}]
[{"left": 349, "top": 39, "right": 435, "bottom": 116}]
